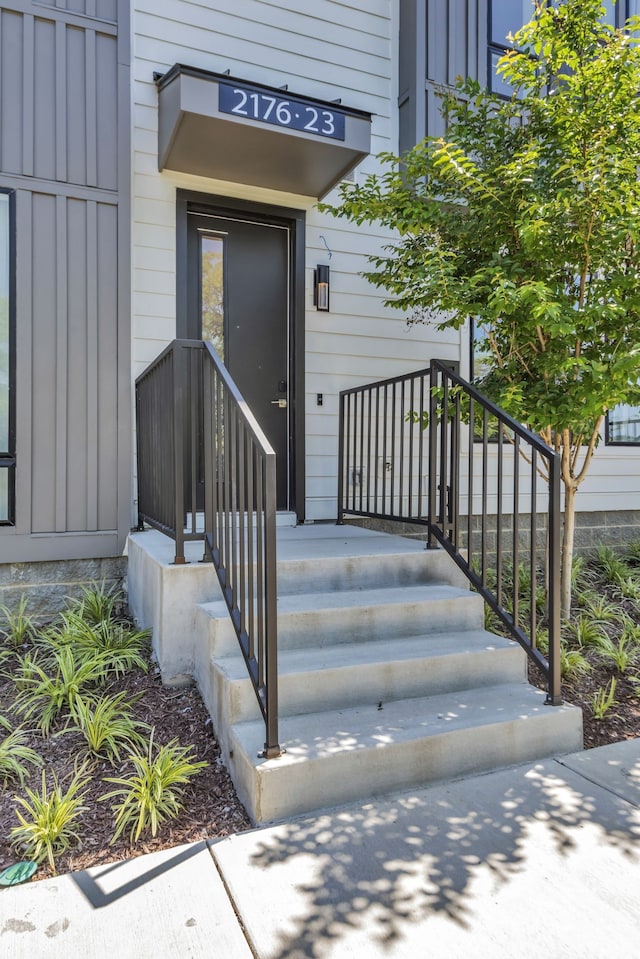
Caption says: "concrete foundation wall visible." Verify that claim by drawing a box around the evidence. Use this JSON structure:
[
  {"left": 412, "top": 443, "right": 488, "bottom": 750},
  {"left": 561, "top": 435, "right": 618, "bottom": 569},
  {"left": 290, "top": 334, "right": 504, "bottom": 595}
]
[
  {"left": 346, "top": 509, "right": 640, "bottom": 557},
  {"left": 0, "top": 556, "right": 127, "bottom": 622}
]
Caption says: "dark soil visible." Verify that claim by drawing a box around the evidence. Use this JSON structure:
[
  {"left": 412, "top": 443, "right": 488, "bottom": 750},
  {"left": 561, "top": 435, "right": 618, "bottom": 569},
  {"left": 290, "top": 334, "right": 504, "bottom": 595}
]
[
  {"left": 0, "top": 654, "right": 251, "bottom": 882},
  {"left": 530, "top": 658, "right": 640, "bottom": 748},
  {"left": 2, "top": 571, "right": 640, "bottom": 883}
]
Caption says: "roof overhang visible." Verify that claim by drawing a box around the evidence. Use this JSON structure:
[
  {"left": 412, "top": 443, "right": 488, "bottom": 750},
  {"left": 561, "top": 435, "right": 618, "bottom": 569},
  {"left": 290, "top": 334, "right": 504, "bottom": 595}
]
[{"left": 156, "top": 65, "right": 372, "bottom": 199}]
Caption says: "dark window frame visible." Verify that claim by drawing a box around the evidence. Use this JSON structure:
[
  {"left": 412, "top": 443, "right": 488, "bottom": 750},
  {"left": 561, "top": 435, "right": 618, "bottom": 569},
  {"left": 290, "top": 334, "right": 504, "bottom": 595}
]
[
  {"left": 605, "top": 405, "right": 640, "bottom": 448},
  {"left": 175, "top": 189, "right": 306, "bottom": 523},
  {"left": 0, "top": 187, "right": 15, "bottom": 526},
  {"left": 472, "top": 322, "right": 640, "bottom": 449},
  {"left": 488, "top": 0, "right": 629, "bottom": 97}
]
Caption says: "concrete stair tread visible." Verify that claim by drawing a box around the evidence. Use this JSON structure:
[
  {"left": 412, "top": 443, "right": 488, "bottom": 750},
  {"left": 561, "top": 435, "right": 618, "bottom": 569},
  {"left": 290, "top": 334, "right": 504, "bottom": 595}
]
[
  {"left": 215, "top": 629, "right": 519, "bottom": 681},
  {"left": 232, "top": 682, "right": 573, "bottom": 765},
  {"left": 130, "top": 525, "right": 583, "bottom": 825},
  {"left": 277, "top": 582, "right": 474, "bottom": 614}
]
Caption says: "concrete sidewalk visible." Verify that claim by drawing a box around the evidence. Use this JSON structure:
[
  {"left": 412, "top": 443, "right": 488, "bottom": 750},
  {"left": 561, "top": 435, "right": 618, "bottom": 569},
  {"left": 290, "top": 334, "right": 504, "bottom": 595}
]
[{"left": 2, "top": 739, "right": 640, "bottom": 958}]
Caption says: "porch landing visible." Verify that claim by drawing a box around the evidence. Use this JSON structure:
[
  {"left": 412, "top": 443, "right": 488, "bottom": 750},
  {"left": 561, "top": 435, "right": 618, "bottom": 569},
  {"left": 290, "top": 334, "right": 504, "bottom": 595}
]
[{"left": 127, "top": 523, "right": 583, "bottom": 824}]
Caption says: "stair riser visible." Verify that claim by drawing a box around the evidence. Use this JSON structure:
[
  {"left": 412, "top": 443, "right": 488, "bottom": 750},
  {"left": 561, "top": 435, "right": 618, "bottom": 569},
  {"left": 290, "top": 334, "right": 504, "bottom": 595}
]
[
  {"left": 229, "top": 708, "right": 583, "bottom": 823},
  {"left": 213, "top": 645, "right": 526, "bottom": 725},
  {"left": 277, "top": 550, "right": 469, "bottom": 596},
  {"left": 194, "top": 602, "right": 239, "bottom": 657},
  {"left": 278, "top": 593, "right": 484, "bottom": 648}
]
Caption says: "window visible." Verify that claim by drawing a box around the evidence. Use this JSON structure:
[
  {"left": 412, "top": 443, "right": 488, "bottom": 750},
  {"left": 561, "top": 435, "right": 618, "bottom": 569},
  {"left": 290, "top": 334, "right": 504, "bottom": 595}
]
[
  {"left": 488, "top": 1, "right": 626, "bottom": 96},
  {"left": 199, "top": 232, "right": 225, "bottom": 361},
  {"left": 607, "top": 402, "right": 640, "bottom": 446},
  {"left": 0, "top": 189, "right": 15, "bottom": 524}
]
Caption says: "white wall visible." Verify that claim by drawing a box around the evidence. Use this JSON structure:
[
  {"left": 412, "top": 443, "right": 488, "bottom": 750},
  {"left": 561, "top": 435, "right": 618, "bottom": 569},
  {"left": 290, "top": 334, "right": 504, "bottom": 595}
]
[
  {"left": 131, "top": 0, "right": 461, "bottom": 521},
  {"left": 131, "top": 0, "right": 637, "bottom": 523}
]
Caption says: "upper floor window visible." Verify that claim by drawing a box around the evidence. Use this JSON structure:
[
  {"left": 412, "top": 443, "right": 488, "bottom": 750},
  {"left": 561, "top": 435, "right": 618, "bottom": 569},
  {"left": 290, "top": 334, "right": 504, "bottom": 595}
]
[
  {"left": 0, "top": 189, "right": 15, "bottom": 524},
  {"left": 489, "top": 0, "right": 626, "bottom": 96},
  {"left": 607, "top": 402, "right": 640, "bottom": 445}
]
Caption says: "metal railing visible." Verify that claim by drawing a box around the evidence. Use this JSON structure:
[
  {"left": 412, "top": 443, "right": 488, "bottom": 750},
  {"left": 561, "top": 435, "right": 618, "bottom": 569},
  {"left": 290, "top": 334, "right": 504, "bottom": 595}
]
[
  {"left": 136, "top": 340, "right": 280, "bottom": 757},
  {"left": 338, "top": 367, "right": 432, "bottom": 524},
  {"left": 338, "top": 359, "right": 562, "bottom": 705}
]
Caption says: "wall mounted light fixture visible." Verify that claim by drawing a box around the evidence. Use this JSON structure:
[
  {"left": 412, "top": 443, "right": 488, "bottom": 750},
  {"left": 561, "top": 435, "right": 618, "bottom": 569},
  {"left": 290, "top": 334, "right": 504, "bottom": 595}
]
[{"left": 314, "top": 264, "right": 330, "bottom": 311}]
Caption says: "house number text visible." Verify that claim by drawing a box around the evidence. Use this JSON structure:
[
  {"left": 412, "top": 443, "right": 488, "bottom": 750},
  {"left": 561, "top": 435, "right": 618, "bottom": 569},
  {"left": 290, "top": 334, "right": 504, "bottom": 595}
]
[{"left": 219, "top": 82, "right": 346, "bottom": 141}]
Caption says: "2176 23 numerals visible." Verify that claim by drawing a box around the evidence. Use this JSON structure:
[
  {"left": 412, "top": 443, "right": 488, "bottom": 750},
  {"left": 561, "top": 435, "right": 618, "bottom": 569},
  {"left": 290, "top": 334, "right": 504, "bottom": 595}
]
[{"left": 219, "top": 83, "right": 345, "bottom": 140}]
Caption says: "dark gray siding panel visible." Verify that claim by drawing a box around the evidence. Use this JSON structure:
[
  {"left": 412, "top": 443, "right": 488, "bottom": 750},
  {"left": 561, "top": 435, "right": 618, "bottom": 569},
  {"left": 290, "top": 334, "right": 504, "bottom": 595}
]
[
  {"left": 66, "top": 25, "right": 87, "bottom": 187},
  {"left": 427, "top": 0, "right": 483, "bottom": 86},
  {"left": 29, "top": 191, "right": 119, "bottom": 535},
  {"left": 0, "top": 11, "right": 24, "bottom": 174},
  {"left": 96, "top": 32, "right": 118, "bottom": 190},
  {"left": 96, "top": 202, "right": 119, "bottom": 531},
  {"left": 0, "top": 9, "right": 118, "bottom": 190},
  {"left": 34, "top": 18, "right": 57, "bottom": 181},
  {"left": 66, "top": 197, "right": 89, "bottom": 533},
  {"left": 38, "top": 0, "right": 117, "bottom": 22},
  {"left": 0, "top": 0, "right": 129, "bottom": 561},
  {"left": 400, "top": 0, "right": 488, "bottom": 149},
  {"left": 30, "top": 192, "right": 57, "bottom": 534}
]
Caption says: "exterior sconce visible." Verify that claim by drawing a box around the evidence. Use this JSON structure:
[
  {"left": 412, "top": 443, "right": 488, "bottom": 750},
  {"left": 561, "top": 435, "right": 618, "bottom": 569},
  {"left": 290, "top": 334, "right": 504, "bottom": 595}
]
[{"left": 314, "top": 264, "right": 330, "bottom": 311}]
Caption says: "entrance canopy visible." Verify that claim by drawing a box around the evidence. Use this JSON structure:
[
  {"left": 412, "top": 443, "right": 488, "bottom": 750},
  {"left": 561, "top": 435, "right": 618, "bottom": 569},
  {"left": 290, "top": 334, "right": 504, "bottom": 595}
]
[{"left": 156, "top": 65, "right": 372, "bottom": 199}]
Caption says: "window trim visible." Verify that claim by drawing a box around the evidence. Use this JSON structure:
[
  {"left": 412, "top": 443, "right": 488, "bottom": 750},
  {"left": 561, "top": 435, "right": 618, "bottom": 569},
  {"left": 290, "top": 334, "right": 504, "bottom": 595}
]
[
  {"left": 605, "top": 406, "right": 640, "bottom": 448},
  {"left": 0, "top": 187, "right": 16, "bottom": 526},
  {"left": 487, "top": 0, "right": 630, "bottom": 97}
]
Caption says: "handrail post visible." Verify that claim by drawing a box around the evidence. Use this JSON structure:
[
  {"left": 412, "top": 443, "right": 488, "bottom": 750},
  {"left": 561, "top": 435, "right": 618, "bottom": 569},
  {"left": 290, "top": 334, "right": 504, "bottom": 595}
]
[
  {"left": 337, "top": 391, "right": 345, "bottom": 524},
  {"left": 428, "top": 362, "right": 438, "bottom": 549},
  {"left": 202, "top": 344, "right": 214, "bottom": 563},
  {"left": 172, "top": 343, "right": 187, "bottom": 565},
  {"left": 547, "top": 452, "right": 563, "bottom": 704},
  {"left": 263, "top": 451, "right": 280, "bottom": 757}
]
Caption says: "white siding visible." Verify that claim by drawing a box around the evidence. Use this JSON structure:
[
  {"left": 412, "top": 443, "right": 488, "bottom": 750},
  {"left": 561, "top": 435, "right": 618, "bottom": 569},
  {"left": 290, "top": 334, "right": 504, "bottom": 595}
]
[
  {"left": 131, "top": 0, "right": 462, "bottom": 521},
  {"left": 131, "top": 0, "right": 636, "bottom": 522}
]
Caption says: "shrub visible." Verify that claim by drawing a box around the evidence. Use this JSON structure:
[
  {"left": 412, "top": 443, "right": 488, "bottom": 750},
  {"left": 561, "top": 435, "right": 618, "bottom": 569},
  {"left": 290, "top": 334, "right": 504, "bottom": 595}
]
[
  {"left": 0, "top": 595, "right": 34, "bottom": 648},
  {"left": 101, "top": 734, "right": 207, "bottom": 844},
  {"left": 9, "top": 767, "right": 89, "bottom": 872},
  {"left": 71, "top": 692, "right": 149, "bottom": 763},
  {"left": 0, "top": 717, "right": 42, "bottom": 787}
]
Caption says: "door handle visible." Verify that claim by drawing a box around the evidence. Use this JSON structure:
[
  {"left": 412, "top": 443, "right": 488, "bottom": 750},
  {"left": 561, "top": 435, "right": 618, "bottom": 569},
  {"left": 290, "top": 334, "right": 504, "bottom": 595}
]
[{"left": 271, "top": 399, "right": 287, "bottom": 408}]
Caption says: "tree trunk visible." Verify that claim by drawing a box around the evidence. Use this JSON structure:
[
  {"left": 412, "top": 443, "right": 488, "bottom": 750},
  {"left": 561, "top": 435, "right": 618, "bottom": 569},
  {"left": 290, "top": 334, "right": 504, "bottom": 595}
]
[{"left": 561, "top": 483, "right": 577, "bottom": 619}]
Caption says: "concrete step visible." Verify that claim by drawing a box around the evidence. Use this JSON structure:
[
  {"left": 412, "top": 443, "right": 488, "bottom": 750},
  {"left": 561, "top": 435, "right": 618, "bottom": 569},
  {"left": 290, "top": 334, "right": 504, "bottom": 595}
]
[
  {"left": 276, "top": 583, "right": 484, "bottom": 647},
  {"left": 275, "top": 543, "right": 469, "bottom": 595},
  {"left": 195, "top": 582, "right": 483, "bottom": 656},
  {"left": 228, "top": 683, "right": 583, "bottom": 823},
  {"left": 212, "top": 629, "right": 526, "bottom": 724}
]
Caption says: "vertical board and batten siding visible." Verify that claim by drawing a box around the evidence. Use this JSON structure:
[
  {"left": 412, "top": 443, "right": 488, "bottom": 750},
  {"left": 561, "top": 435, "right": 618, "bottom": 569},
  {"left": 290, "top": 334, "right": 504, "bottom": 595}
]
[
  {"left": 0, "top": 0, "right": 130, "bottom": 562},
  {"left": 399, "top": 0, "right": 486, "bottom": 151},
  {"left": 132, "top": 0, "right": 462, "bottom": 520}
]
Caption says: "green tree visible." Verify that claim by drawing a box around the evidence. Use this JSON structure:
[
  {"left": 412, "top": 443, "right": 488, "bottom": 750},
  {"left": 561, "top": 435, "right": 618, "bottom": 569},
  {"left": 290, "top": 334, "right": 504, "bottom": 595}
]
[{"left": 323, "top": 0, "right": 640, "bottom": 617}]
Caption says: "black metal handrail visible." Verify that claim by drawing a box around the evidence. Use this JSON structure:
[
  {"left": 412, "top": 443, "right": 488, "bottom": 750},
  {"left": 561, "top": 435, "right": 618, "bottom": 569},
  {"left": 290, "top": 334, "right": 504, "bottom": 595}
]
[
  {"left": 136, "top": 340, "right": 280, "bottom": 757},
  {"left": 338, "top": 359, "right": 562, "bottom": 705},
  {"left": 338, "top": 367, "right": 432, "bottom": 524},
  {"left": 136, "top": 339, "right": 204, "bottom": 563}
]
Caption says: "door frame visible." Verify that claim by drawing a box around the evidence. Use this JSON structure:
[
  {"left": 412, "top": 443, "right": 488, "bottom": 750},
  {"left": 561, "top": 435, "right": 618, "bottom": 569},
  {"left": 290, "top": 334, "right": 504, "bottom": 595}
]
[{"left": 176, "top": 190, "right": 306, "bottom": 522}]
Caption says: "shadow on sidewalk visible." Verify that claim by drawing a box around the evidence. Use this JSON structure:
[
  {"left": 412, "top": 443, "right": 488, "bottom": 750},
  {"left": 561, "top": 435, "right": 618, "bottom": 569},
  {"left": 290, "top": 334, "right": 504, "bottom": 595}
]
[{"left": 214, "top": 755, "right": 640, "bottom": 958}]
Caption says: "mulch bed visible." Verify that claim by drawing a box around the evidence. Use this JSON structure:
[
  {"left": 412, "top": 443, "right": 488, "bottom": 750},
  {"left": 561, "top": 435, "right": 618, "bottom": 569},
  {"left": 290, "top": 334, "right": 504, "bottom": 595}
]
[
  {"left": 562, "top": 669, "right": 640, "bottom": 748},
  {"left": 0, "top": 657, "right": 251, "bottom": 881},
  {"left": 2, "top": 621, "right": 639, "bottom": 883}
]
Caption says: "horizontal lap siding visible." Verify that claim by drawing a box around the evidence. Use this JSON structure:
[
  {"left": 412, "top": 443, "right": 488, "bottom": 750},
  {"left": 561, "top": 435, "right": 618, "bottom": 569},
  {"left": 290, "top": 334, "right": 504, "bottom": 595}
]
[
  {"left": 133, "top": 0, "right": 462, "bottom": 520},
  {"left": 0, "top": 1, "right": 128, "bottom": 559}
]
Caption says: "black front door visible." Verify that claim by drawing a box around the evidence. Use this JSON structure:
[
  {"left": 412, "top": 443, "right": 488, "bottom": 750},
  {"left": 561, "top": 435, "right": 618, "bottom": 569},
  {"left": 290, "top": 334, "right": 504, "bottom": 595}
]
[{"left": 186, "top": 211, "right": 290, "bottom": 510}]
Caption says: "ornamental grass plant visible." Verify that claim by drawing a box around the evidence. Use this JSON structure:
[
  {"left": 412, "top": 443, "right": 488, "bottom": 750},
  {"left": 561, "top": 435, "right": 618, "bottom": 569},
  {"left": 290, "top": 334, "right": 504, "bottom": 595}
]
[{"left": 0, "top": 582, "right": 211, "bottom": 876}]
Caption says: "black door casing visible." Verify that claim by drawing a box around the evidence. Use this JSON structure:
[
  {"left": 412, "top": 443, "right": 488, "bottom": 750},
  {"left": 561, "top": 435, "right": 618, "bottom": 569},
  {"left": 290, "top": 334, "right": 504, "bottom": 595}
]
[{"left": 185, "top": 210, "right": 290, "bottom": 509}]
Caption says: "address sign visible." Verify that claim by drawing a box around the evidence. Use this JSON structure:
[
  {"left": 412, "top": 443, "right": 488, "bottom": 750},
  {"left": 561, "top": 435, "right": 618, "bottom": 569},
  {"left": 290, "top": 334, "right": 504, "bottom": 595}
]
[{"left": 219, "top": 81, "right": 346, "bottom": 141}]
